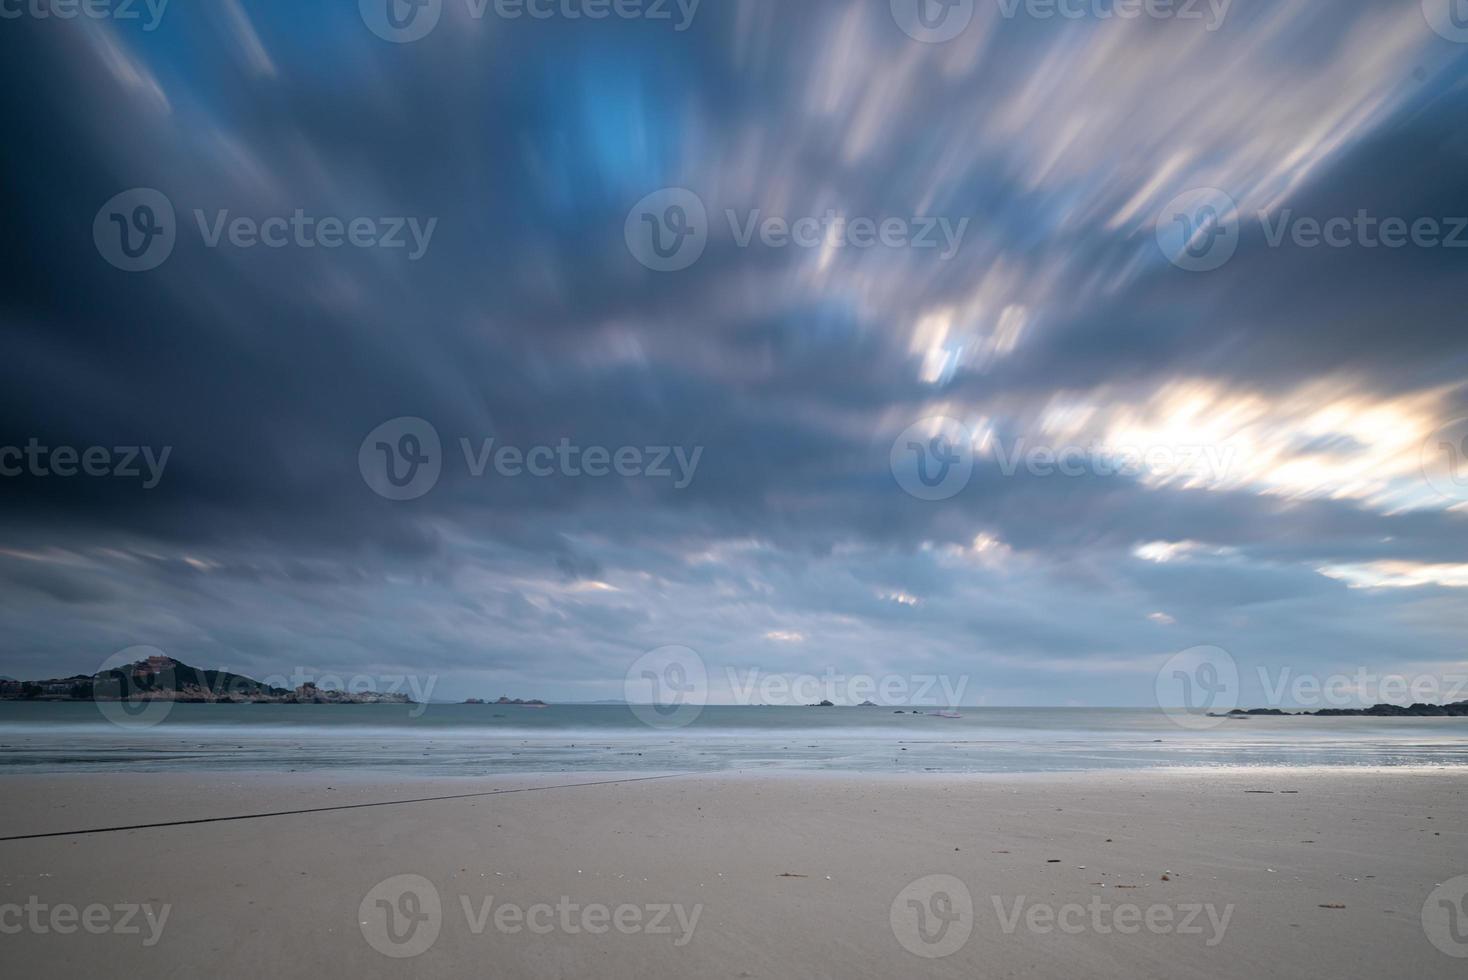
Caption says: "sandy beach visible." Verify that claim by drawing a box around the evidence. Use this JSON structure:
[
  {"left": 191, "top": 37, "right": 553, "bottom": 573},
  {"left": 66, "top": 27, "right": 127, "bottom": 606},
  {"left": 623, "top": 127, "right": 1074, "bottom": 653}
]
[{"left": 2, "top": 767, "right": 1465, "bottom": 978}]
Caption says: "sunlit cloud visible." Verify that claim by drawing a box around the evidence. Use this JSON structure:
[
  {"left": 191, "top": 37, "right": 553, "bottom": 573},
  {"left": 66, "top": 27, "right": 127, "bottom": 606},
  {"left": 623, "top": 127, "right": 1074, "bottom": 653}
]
[
  {"left": 1029, "top": 378, "right": 1459, "bottom": 511},
  {"left": 1134, "top": 541, "right": 1204, "bottom": 564},
  {"left": 1, "top": 0, "right": 1464, "bottom": 702},
  {"left": 1318, "top": 562, "right": 1468, "bottom": 590}
]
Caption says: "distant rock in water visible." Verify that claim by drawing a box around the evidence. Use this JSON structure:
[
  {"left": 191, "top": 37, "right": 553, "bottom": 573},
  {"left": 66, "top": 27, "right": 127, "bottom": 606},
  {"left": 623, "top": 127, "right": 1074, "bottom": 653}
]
[
  {"left": 1208, "top": 708, "right": 1289, "bottom": 717},
  {"left": 1208, "top": 702, "right": 1468, "bottom": 718},
  {"left": 858, "top": 700, "right": 878, "bottom": 707},
  {"left": 1310, "top": 701, "right": 1468, "bottom": 717},
  {"left": 494, "top": 696, "right": 548, "bottom": 706}
]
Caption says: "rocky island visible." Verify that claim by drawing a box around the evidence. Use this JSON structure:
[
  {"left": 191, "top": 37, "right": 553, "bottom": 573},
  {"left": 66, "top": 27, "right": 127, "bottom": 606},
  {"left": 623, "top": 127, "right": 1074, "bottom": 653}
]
[
  {"left": 0, "top": 655, "right": 414, "bottom": 705},
  {"left": 1210, "top": 701, "right": 1468, "bottom": 718},
  {"left": 464, "top": 696, "right": 548, "bottom": 706}
]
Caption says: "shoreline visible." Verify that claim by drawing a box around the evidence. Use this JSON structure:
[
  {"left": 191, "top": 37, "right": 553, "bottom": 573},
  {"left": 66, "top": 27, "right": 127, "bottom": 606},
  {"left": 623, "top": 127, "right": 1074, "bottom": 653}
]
[{"left": 5, "top": 760, "right": 1468, "bottom": 785}]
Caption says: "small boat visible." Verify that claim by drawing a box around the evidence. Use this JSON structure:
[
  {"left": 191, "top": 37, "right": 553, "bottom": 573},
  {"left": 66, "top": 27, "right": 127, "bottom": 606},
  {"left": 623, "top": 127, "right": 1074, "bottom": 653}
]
[{"left": 935, "top": 710, "right": 962, "bottom": 719}]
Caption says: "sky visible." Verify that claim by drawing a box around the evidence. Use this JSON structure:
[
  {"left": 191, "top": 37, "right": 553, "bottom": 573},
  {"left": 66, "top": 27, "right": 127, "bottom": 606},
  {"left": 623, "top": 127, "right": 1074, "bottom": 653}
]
[{"left": 1, "top": 0, "right": 1466, "bottom": 706}]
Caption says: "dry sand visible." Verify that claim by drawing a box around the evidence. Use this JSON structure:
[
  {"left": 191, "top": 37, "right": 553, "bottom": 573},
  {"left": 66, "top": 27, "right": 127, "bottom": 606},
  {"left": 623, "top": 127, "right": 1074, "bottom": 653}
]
[{"left": 1, "top": 767, "right": 1465, "bottom": 978}]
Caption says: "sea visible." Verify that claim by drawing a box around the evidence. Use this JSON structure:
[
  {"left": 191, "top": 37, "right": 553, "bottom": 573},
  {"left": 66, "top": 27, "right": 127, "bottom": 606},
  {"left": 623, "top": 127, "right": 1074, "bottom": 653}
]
[{"left": 2, "top": 703, "right": 1467, "bottom": 775}]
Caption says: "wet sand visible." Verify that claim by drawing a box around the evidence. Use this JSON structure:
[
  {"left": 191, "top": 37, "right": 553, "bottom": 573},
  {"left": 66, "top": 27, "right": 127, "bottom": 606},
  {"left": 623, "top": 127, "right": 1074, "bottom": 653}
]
[{"left": 1, "top": 767, "right": 1465, "bottom": 978}]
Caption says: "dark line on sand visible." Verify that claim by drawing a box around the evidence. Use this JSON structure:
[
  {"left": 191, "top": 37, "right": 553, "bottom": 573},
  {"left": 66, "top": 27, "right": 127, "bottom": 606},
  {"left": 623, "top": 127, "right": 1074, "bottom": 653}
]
[{"left": 0, "top": 772, "right": 698, "bottom": 842}]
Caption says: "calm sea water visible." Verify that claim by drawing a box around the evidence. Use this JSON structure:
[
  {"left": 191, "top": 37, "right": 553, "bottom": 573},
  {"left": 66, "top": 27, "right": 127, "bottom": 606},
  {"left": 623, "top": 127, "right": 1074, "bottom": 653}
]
[{"left": 1, "top": 703, "right": 1466, "bottom": 775}]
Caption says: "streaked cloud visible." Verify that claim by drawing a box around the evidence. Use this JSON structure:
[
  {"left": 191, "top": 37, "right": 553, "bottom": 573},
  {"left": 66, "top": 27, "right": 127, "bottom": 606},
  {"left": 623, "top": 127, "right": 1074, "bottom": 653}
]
[{"left": 0, "top": 1, "right": 1464, "bottom": 702}]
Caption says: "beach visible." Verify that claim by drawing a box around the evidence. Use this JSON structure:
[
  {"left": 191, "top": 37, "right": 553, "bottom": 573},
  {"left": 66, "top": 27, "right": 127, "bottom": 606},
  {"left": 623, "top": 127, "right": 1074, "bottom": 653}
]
[{"left": 2, "top": 767, "right": 1465, "bottom": 978}]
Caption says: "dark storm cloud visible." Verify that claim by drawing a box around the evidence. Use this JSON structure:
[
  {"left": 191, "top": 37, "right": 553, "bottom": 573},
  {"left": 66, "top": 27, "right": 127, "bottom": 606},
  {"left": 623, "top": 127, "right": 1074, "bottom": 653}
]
[{"left": 0, "top": 0, "right": 1465, "bottom": 700}]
